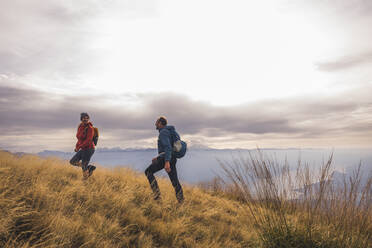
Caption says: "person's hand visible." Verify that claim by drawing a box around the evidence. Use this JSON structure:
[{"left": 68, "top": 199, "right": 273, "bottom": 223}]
[
  {"left": 152, "top": 157, "right": 158, "bottom": 164},
  {"left": 164, "top": 161, "right": 171, "bottom": 173},
  {"left": 74, "top": 148, "right": 79, "bottom": 152}
]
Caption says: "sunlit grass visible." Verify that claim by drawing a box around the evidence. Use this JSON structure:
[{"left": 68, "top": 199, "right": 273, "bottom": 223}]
[
  {"left": 1, "top": 149, "right": 370, "bottom": 248},
  {"left": 0, "top": 151, "right": 256, "bottom": 248},
  {"left": 215, "top": 151, "right": 372, "bottom": 248}
]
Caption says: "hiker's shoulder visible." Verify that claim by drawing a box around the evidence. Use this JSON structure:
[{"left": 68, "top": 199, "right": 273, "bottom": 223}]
[
  {"left": 166, "top": 125, "right": 175, "bottom": 131},
  {"left": 159, "top": 127, "right": 171, "bottom": 136},
  {"left": 77, "top": 123, "right": 84, "bottom": 130}
]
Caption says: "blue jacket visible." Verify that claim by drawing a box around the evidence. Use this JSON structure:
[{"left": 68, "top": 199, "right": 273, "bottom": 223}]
[{"left": 157, "top": 125, "right": 176, "bottom": 161}]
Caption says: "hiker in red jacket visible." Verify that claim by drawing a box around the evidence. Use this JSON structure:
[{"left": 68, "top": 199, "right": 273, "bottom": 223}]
[{"left": 70, "top": 112, "right": 96, "bottom": 179}]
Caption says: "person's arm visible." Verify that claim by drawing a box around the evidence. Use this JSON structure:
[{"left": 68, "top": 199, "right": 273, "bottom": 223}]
[
  {"left": 159, "top": 130, "right": 172, "bottom": 172},
  {"left": 75, "top": 126, "right": 81, "bottom": 152},
  {"left": 78, "top": 126, "right": 94, "bottom": 149},
  {"left": 159, "top": 130, "right": 172, "bottom": 162},
  {"left": 76, "top": 124, "right": 82, "bottom": 139}
]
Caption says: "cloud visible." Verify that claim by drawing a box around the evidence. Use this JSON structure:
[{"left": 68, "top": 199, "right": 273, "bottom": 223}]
[
  {"left": 291, "top": 0, "right": 372, "bottom": 72},
  {"left": 293, "top": 0, "right": 372, "bottom": 17},
  {"left": 0, "top": 0, "right": 155, "bottom": 78},
  {"left": 0, "top": 82, "right": 297, "bottom": 134},
  {"left": 1, "top": 0, "right": 372, "bottom": 152},
  {"left": 1, "top": 81, "right": 372, "bottom": 151},
  {"left": 0, "top": 1, "right": 89, "bottom": 76},
  {"left": 315, "top": 51, "right": 372, "bottom": 71}
]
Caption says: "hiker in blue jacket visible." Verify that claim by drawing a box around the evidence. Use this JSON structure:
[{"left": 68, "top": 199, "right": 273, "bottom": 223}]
[{"left": 145, "top": 116, "right": 184, "bottom": 203}]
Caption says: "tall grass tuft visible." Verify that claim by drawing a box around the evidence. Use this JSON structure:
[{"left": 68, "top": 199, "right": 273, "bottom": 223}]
[{"left": 220, "top": 150, "right": 372, "bottom": 248}]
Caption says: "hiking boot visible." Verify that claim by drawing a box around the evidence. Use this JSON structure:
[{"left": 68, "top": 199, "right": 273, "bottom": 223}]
[
  {"left": 88, "top": 165, "right": 96, "bottom": 177},
  {"left": 176, "top": 191, "right": 184, "bottom": 204},
  {"left": 177, "top": 197, "right": 184, "bottom": 204}
]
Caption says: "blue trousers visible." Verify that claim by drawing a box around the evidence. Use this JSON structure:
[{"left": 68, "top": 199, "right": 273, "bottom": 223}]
[{"left": 145, "top": 155, "right": 184, "bottom": 203}]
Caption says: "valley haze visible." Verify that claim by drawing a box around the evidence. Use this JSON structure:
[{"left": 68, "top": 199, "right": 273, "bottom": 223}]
[{"left": 37, "top": 147, "right": 372, "bottom": 184}]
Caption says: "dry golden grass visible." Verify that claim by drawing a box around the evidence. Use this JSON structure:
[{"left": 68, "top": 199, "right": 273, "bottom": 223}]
[
  {"left": 0, "top": 151, "right": 257, "bottom": 248},
  {"left": 218, "top": 151, "right": 372, "bottom": 248},
  {"left": 2, "top": 150, "right": 370, "bottom": 248}
]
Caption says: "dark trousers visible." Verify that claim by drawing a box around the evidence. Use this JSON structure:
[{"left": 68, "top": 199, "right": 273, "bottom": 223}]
[
  {"left": 145, "top": 155, "right": 184, "bottom": 202},
  {"left": 70, "top": 149, "right": 95, "bottom": 171}
]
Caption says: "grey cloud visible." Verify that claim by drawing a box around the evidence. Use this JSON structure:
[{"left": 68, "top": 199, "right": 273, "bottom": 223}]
[
  {"left": 1, "top": 83, "right": 372, "bottom": 144},
  {"left": 0, "top": 84, "right": 296, "bottom": 135},
  {"left": 0, "top": 0, "right": 123, "bottom": 78},
  {"left": 141, "top": 93, "right": 300, "bottom": 135},
  {"left": 288, "top": 0, "right": 372, "bottom": 73},
  {"left": 316, "top": 52, "right": 372, "bottom": 72},
  {"left": 328, "top": 0, "right": 372, "bottom": 16},
  {"left": 293, "top": 0, "right": 372, "bottom": 17},
  {"left": 0, "top": 1, "right": 89, "bottom": 76},
  {"left": 0, "top": 0, "right": 155, "bottom": 78}
]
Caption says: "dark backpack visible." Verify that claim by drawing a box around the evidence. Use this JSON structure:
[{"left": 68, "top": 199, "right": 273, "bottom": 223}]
[
  {"left": 93, "top": 127, "right": 99, "bottom": 146},
  {"left": 168, "top": 128, "right": 187, "bottom": 158}
]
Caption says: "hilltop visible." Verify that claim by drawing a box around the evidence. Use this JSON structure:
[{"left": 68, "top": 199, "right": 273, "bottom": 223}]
[
  {"left": 0, "top": 150, "right": 371, "bottom": 248},
  {"left": 0, "top": 151, "right": 256, "bottom": 248}
]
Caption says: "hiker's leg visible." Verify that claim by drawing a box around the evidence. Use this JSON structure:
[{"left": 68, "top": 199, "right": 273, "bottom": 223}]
[
  {"left": 167, "top": 156, "right": 184, "bottom": 203},
  {"left": 70, "top": 150, "right": 83, "bottom": 167},
  {"left": 86, "top": 149, "right": 96, "bottom": 176},
  {"left": 145, "top": 156, "right": 164, "bottom": 199},
  {"left": 81, "top": 149, "right": 95, "bottom": 171}
]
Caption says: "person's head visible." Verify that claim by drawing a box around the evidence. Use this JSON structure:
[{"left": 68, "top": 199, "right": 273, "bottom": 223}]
[
  {"left": 155, "top": 116, "right": 167, "bottom": 130},
  {"left": 80, "top": 112, "right": 90, "bottom": 124}
]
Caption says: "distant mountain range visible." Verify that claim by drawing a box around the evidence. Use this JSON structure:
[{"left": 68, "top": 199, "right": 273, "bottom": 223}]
[
  {"left": 38, "top": 146, "right": 311, "bottom": 155},
  {"left": 35, "top": 148, "right": 372, "bottom": 184},
  {"left": 3, "top": 147, "right": 369, "bottom": 185}
]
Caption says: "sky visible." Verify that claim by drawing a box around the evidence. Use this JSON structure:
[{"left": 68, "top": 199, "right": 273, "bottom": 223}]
[{"left": 0, "top": 0, "right": 372, "bottom": 152}]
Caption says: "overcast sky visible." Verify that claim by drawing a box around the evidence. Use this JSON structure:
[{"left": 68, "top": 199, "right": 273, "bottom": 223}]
[{"left": 0, "top": 0, "right": 371, "bottom": 152}]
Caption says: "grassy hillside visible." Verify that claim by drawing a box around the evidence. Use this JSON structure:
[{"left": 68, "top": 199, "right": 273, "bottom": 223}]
[
  {"left": 1, "top": 150, "right": 371, "bottom": 248},
  {"left": 0, "top": 151, "right": 257, "bottom": 248}
]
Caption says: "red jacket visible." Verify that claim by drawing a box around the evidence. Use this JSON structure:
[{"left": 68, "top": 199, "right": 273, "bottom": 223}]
[{"left": 75, "top": 122, "right": 95, "bottom": 150}]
